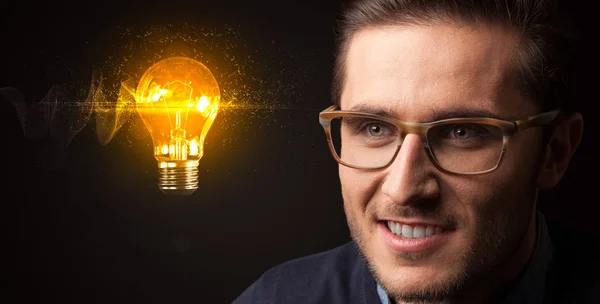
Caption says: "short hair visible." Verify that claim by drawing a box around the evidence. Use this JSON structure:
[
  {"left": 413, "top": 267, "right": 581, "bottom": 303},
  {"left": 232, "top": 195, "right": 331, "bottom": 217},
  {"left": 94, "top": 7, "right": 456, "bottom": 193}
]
[{"left": 332, "top": 0, "right": 580, "bottom": 113}]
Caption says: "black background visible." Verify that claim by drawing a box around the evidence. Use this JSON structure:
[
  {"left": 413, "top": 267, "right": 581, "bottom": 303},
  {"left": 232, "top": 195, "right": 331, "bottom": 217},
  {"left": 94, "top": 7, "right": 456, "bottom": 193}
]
[{"left": 1, "top": 1, "right": 598, "bottom": 303}]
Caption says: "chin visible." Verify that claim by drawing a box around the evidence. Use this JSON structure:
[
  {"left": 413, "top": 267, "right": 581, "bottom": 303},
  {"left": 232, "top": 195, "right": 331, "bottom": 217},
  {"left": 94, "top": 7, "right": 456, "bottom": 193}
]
[
  {"left": 386, "top": 266, "right": 463, "bottom": 294},
  {"left": 375, "top": 263, "right": 467, "bottom": 304},
  {"left": 363, "top": 232, "right": 472, "bottom": 302}
]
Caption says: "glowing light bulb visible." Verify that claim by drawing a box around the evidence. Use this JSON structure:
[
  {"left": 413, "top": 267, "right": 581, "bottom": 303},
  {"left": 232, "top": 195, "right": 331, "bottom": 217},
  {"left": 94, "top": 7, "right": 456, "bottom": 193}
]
[{"left": 135, "top": 57, "right": 220, "bottom": 195}]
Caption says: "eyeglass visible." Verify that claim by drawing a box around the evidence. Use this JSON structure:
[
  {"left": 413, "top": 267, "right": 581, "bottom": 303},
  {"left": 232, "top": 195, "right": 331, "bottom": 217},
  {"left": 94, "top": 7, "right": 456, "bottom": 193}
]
[{"left": 318, "top": 105, "right": 560, "bottom": 175}]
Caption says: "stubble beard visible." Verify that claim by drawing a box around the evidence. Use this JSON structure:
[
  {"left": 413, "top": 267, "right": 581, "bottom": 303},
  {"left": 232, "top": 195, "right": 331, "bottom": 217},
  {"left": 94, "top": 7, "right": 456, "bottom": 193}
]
[{"left": 346, "top": 186, "right": 536, "bottom": 304}]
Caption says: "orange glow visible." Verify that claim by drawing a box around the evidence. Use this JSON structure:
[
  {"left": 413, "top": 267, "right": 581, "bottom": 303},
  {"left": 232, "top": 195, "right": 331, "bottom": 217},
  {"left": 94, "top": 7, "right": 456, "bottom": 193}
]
[{"left": 135, "top": 56, "right": 220, "bottom": 194}]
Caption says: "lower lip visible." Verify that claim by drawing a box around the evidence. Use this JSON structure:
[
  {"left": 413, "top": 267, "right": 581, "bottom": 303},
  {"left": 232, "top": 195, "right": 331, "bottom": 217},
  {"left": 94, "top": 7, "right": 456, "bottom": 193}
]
[{"left": 379, "top": 222, "right": 453, "bottom": 252}]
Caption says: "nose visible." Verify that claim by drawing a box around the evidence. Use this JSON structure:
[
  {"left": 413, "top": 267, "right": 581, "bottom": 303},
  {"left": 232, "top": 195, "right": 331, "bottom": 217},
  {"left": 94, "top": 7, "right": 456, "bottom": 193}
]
[{"left": 381, "top": 134, "right": 440, "bottom": 206}]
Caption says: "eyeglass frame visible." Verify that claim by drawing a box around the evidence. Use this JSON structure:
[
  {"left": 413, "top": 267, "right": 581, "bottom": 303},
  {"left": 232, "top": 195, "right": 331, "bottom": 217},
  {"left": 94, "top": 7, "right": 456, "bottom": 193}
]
[{"left": 318, "top": 105, "right": 561, "bottom": 175}]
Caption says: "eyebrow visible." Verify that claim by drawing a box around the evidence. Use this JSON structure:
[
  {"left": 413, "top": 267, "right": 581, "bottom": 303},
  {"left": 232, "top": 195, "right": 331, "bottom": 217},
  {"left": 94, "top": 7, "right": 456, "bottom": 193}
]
[
  {"left": 430, "top": 108, "right": 504, "bottom": 121},
  {"left": 344, "top": 103, "right": 506, "bottom": 121},
  {"left": 344, "top": 104, "right": 397, "bottom": 118}
]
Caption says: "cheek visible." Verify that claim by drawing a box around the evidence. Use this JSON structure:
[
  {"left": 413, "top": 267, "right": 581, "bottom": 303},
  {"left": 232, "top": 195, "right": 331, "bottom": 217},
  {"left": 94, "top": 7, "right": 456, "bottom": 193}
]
[
  {"left": 503, "top": 130, "right": 545, "bottom": 179},
  {"left": 339, "top": 166, "right": 380, "bottom": 209},
  {"left": 445, "top": 156, "right": 538, "bottom": 231},
  {"left": 455, "top": 132, "right": 542, "bottom": 211}
]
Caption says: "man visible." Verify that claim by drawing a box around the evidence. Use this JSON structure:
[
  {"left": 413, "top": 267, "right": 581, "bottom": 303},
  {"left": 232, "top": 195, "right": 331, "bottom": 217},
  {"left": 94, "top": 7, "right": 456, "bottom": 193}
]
[{"left": 234, "top": 0, "right": 599, "bottom": 303}]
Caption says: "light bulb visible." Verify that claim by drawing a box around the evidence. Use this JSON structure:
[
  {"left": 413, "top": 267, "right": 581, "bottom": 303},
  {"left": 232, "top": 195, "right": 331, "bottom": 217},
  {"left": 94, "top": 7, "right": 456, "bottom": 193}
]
[{"left": 135, "top": 56, "right": 220, "bottom": 195}]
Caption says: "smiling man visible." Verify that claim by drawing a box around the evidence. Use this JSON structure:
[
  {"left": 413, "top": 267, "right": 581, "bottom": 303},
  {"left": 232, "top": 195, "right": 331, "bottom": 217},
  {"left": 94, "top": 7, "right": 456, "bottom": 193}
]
[{"left": 233, "top": 0, "right": 599, "bottom": 303}]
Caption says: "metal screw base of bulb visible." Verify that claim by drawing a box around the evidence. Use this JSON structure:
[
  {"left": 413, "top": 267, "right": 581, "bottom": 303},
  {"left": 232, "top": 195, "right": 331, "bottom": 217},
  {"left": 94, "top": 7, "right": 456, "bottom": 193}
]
[{"left": 158, "top": 166, "right": 199, "bottom": 195}]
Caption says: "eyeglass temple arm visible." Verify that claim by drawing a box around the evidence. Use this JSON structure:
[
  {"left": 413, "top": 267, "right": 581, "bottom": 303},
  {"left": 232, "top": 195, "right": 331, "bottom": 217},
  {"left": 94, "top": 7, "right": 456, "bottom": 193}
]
[
  {"left": 319, "top": 105, "right": 338, "bottom": 125},
  {"left": 320, "top": 105, "right": 338, "bottom": 113},
  {"left": 515, "top": 110, "right": 561, "bottom": 130}
]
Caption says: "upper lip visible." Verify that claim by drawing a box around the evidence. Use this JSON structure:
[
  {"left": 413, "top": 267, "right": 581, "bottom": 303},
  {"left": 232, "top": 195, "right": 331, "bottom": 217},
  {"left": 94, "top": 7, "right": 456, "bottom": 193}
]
[{"left": 380, "top": 218, "right": 449, "bottom": 229}]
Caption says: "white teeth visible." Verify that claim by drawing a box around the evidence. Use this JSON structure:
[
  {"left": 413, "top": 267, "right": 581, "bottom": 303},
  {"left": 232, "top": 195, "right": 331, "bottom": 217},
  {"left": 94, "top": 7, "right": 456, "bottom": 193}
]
[
  {"left": 387, "top": 222, "right": 401, "bottom": 235},
  {"left": 425, "top": 226, "right": 435, "bottom": 237},
  {"left": 413, "top": 226, "right": 425, "bottom": 238},
  {"left": 401, "top": 225, "right": 413, "bottom": 238},
  {"left": 393, "top": 223, "right": 400, "bottom": 235},
  {"left": 387, "top": 222, "right": 443, "bottom": 239}
]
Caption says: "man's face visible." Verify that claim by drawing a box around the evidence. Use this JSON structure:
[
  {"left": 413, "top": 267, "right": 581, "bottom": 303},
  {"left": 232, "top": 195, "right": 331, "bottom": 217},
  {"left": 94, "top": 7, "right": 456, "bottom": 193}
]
[{"left": 340, "top": 23, "right": 544, "bottom": 302}]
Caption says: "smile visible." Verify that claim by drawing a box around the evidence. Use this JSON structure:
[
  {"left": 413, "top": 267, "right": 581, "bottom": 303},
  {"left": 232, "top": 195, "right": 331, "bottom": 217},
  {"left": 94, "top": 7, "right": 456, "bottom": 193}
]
[
  {"left": 386, "top": 221, "right": 446, "bottom": 239},
  {"left": 379, "top": 221, "right": 453, "bottom": 252}
]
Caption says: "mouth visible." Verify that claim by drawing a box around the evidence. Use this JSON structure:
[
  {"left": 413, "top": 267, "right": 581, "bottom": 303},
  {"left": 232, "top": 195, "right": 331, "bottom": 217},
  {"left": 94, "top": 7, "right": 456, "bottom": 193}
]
[
  {"left": 378, "top": 220, "right": 454, "bottom": 252},
  {"left": 384, "top": 221, "right": 447, "bottom": 239}
]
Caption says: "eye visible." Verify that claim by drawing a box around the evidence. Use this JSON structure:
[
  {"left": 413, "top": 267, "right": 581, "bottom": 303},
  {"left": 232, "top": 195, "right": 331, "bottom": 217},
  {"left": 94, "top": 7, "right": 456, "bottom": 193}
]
[
  {"left": 367, "top": 123, "right": 384, "bottom": 136},
  {"left": 452, "top": 126, "right": 470, "bottom": 139},
  {"left": 448, "top": 124, "right": 488, "bottom": 140},
  {"left": 341, "top": 117, "right": 396, "bottom": 138}
]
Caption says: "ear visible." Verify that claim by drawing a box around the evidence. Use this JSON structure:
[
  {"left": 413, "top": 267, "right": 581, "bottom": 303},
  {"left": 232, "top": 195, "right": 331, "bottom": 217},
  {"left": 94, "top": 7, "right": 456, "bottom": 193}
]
[{"left": 536, "top": 112, "right": 584, "bottom": 189}]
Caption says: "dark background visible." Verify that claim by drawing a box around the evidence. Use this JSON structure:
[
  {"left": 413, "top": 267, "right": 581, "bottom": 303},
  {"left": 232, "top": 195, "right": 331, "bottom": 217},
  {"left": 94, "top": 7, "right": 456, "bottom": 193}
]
[{"left": 1, "top": 1, "right": 598, "bottom": 303}]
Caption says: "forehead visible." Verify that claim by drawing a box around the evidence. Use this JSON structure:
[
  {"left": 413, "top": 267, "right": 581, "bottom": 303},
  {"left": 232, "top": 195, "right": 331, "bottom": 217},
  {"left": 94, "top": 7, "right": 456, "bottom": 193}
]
[{"left": 341, "top": 23, "right": 536, "bottom": 121}]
